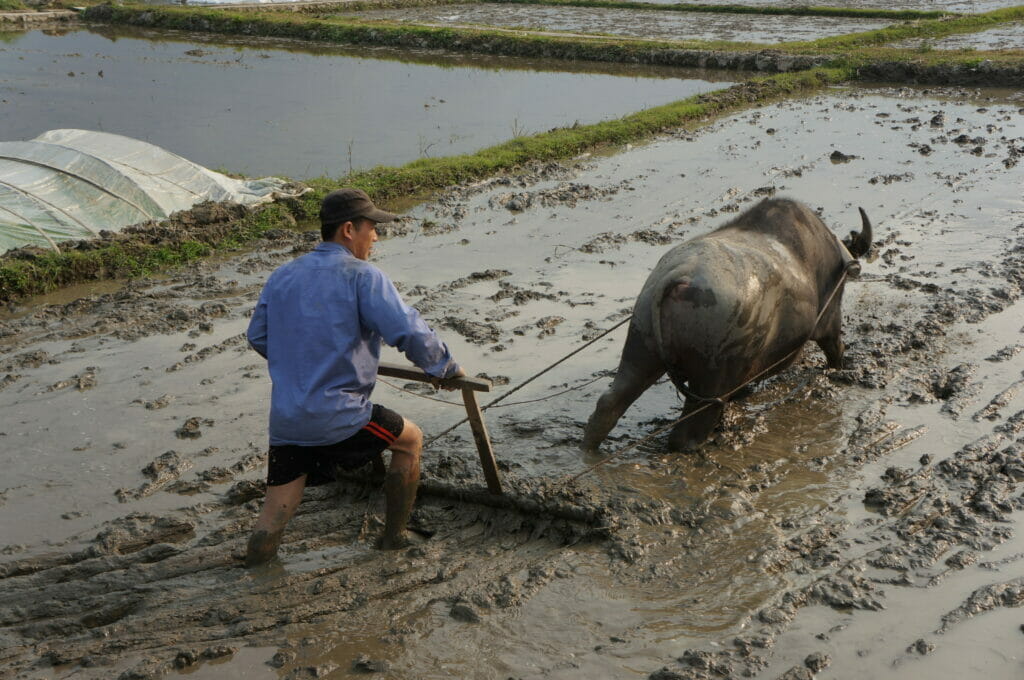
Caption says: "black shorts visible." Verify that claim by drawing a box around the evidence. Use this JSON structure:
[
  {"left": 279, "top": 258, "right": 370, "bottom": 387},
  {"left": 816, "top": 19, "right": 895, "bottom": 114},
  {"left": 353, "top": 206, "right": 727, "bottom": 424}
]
[{"left": 267, "top": 404, "right": 405, "bottom": 487}]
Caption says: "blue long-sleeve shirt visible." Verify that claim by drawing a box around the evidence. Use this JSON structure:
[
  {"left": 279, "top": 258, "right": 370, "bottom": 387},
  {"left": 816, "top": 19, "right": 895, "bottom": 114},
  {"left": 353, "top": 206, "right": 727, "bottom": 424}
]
[{"left": 247, "top": 241, "right": 460, "bottom": 446}]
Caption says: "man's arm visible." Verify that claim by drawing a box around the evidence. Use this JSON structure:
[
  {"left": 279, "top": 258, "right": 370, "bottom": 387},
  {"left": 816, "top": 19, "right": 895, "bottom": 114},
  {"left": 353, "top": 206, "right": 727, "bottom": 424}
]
[
  {"left": 357, "top": 268, "right": 460, "bottom": 378},
  {"left": 247, "top": 294, "right": 269, "bottom": 359}
]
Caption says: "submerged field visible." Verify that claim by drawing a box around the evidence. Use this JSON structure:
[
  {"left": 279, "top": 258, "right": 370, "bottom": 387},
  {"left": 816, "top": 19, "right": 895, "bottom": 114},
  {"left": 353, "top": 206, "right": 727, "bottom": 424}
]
[
  {"left": 0, "top": 26, "right": 732, "bottom": 178},
  {"left": 2, "top": 2, "right": 1024, "bottom": 679}
]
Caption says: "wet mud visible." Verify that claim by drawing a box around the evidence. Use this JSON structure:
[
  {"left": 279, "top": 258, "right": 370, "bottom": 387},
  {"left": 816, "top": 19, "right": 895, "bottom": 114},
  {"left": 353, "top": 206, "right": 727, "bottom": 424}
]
[
  {"left": 345, "top": 4, "right": 893, "bottom": 43},
  {"left": 891, "top": 21, "right": 1024, "bottom": 51},
  {"left": 3, "top": 85, "right": 1024, "bottom": 679},
  {"left": 631, "top": 0, "right": 1017, "bottom": 11}
]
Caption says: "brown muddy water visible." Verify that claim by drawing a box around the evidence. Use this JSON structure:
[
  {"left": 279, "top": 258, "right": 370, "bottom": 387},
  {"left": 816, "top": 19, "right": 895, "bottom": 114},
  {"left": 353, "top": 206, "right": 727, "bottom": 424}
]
[
  {"left": 892, "top": 21, "right": 1024, "bottom": 50},
  {"left": 0, "top": 25, "right": 733, "bottom": 179},
  {"left": 342, "top": 4, "right": 892, "bottom": 43},
  {"left": 2, "top": 85, "right": 1024, "bottom": 679}
]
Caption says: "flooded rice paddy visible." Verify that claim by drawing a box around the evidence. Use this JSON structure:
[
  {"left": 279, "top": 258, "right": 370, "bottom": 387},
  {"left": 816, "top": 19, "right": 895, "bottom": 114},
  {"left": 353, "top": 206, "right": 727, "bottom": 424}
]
[
  {"left": 2, "top": 83, "right": 1024, "bottom": 679},
  {"left": 0, "top": 26, "right": 733, "bottom": 179},
  {"left": 343, "top": 4, "right": 893, "bottom": 43}
]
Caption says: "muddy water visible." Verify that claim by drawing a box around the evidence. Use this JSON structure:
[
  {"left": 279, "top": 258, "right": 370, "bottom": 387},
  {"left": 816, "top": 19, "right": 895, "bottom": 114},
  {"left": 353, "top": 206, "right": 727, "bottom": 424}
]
[
  {"left": 2, "top": 85, "right": 1024, "bottom": 679},
  {"left": 0, "top": 26, "right": 733, "bottom": 179},
  {"left": 892, "top": 21, "right": 1024, "bottom": 50},
  {"left": 345, "top": 4, "right": 892, "bottom": 43}
]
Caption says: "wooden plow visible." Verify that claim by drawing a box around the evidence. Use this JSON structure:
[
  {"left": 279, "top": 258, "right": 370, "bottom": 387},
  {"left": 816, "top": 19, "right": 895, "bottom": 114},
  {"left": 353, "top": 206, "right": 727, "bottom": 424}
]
[{"left": 377, "top": 361, "right": 502, "bottom": 495}]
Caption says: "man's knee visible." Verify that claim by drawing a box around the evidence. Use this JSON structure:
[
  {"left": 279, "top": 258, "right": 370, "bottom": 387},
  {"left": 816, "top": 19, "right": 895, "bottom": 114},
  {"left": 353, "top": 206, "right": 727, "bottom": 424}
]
[{"left": 392, "top": 418, "right": 422, "bottom": 457}]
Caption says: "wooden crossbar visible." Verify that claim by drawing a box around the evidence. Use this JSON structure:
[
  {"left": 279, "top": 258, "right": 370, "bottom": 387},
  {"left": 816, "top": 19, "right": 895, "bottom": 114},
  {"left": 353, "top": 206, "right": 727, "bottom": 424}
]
[{"left": 377, "top": 362, "right": 502, "bottom": 494}]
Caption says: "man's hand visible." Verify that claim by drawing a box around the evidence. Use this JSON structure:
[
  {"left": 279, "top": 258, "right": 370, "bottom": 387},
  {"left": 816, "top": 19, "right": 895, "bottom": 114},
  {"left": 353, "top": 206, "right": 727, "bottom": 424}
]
[{"left": 431, "top": 367, "right": 466, "bottom": 392}]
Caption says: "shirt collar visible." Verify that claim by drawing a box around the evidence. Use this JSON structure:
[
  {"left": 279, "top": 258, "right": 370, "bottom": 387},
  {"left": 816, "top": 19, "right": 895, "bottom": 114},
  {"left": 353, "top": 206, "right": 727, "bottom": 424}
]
[{"left": 315, "top": 241, "right": 353, "bottom": 257}]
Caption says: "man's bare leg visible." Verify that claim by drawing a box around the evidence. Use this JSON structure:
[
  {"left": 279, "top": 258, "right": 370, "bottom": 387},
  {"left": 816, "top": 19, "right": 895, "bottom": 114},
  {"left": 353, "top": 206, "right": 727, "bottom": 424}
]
[
  {"left": 380, "top": 419, "right": 423, "bottom": 550},
  {"left": 246, "top": 474, "right": 306, "bottom": 566}
]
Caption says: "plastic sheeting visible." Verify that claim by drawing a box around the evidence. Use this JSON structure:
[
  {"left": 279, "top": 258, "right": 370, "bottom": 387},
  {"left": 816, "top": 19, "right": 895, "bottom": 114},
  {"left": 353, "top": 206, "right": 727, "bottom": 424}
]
[{"left": 0, "top": 129, "right": 302, "bottom": 254}]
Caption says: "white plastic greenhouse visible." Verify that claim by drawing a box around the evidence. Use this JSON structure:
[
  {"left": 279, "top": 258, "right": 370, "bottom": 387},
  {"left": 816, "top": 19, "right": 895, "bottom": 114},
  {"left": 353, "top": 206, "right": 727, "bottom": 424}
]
[{"left": 0, "top": 129, "right": 302, "bottom": 254}]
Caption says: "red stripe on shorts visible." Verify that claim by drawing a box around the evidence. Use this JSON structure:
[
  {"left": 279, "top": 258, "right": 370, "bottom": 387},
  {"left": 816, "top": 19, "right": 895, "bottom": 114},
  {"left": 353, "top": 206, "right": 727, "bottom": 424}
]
[{"left": 363, "top": 420, "right": 396, "bottom": 444}]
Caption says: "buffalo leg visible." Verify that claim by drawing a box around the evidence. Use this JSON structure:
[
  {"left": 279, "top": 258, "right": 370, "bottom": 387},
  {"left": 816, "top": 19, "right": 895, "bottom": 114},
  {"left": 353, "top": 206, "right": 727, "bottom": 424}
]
[
  {"left": 581, "top": 324, "right": 665, "bottom": 452},
  {"left": 814, "top": 308, "right": 845, "bottom": 369},
  {"left": 667, "top": 393, "right": 725, "bottom": 452}
]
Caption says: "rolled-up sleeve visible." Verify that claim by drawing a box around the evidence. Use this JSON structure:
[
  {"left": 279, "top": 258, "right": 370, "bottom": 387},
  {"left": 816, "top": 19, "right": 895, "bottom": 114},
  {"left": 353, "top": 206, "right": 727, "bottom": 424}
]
[
  {"left": 247, "top": 293, "right": 269, "bottom": 359},
  {"left": 357, "top": 267, "right": 459, "bottom": 378}
]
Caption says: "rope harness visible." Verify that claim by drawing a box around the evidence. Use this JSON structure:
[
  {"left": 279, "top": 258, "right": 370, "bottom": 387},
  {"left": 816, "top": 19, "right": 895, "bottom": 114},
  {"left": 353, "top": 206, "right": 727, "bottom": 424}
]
[{"left": 391, "top": 258, "right": 859, "bottom": 484}]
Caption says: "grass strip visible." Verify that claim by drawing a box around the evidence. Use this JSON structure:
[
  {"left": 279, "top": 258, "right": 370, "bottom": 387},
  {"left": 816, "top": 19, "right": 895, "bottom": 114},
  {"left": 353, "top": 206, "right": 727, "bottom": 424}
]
[
  {"left": 791, "top": 6, "right": 1024, "bottom": 51},
  {"left": 0, "top": 0, "right": 27, "bottom": 10},
  {"left": 0, "top": 67, "right": 848, "bottom": 302},
  {"left": 483, "top": 0, "right": 952, "bottom": 21}
]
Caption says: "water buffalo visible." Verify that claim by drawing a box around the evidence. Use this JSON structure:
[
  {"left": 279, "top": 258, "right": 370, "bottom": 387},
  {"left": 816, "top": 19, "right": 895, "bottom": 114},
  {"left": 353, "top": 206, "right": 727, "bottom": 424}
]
[{"left": 582, "top": 198, "right": 872, "bottom": 452}]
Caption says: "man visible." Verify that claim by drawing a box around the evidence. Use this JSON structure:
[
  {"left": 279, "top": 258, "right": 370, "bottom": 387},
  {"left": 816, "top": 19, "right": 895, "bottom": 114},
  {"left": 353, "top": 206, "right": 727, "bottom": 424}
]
[{"left": 245, "top": 188, "right": 464, "bottom": 565}]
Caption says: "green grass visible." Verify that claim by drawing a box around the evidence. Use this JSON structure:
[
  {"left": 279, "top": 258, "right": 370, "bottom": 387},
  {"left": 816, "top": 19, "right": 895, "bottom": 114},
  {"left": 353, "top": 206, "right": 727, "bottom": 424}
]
[
  {"left": 792, "top": 6, "right": 1024, "bottom": 51},
  {"left": 0, "top": 0, "right": 26, "bottom": 10}
]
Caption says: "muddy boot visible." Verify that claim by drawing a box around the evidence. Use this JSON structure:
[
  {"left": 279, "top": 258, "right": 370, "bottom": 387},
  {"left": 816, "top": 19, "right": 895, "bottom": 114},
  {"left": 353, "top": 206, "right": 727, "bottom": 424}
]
[
  {"left": 245, "top": 529, "right": 283, "bottom": 567},
  {"left": 379, "top": 469, "right": 417, "bottom": 550}
]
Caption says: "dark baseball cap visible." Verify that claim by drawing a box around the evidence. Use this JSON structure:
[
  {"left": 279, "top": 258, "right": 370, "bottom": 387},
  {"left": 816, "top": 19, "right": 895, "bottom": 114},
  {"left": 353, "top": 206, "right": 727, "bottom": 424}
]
[{"left": 319, "top": 188, "right": 397, "bottom": 225}]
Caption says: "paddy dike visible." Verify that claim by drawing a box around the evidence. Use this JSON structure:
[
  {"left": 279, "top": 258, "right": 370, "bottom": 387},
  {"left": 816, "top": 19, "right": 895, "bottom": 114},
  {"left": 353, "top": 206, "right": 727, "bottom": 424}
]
[{"left": 2, "top": 85, "right": 1024, "bottom": 679}]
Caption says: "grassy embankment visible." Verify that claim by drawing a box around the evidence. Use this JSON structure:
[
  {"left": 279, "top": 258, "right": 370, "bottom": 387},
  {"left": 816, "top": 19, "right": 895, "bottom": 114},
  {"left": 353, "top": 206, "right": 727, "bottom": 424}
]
[
  {"left": 0, "top": 0, "right": 26, "bottom": 10},
  {"left": 2, "top": 3, "right": 1023, "bottom": 301}
]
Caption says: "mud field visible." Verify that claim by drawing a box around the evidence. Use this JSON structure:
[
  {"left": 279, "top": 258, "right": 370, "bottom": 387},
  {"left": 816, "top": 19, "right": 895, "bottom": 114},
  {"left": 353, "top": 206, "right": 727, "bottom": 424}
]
[
  {"left": 621, "top": 0, "right": 1016, "bottom": 11},
  {"left": 342, "top": 5, "right": 892, "bottom": 43},
  {"left": 0, "top": 26, "right": 731, "bottom": 178},
  {"left": 2, "top": 84, "right": 1024, "bottom": 679}
]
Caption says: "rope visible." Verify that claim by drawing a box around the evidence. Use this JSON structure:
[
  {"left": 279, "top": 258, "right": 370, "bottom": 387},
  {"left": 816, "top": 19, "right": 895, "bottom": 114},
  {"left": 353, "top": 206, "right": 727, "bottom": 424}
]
[
  {"left": 412, "top": 237, "right": 858, "bottom": 491},
  {"left": 488, "top": 375, "right": 607, "bottom": 408},
  {"left": 423, "top": 315, "right": 632, "bottom": 448}
]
